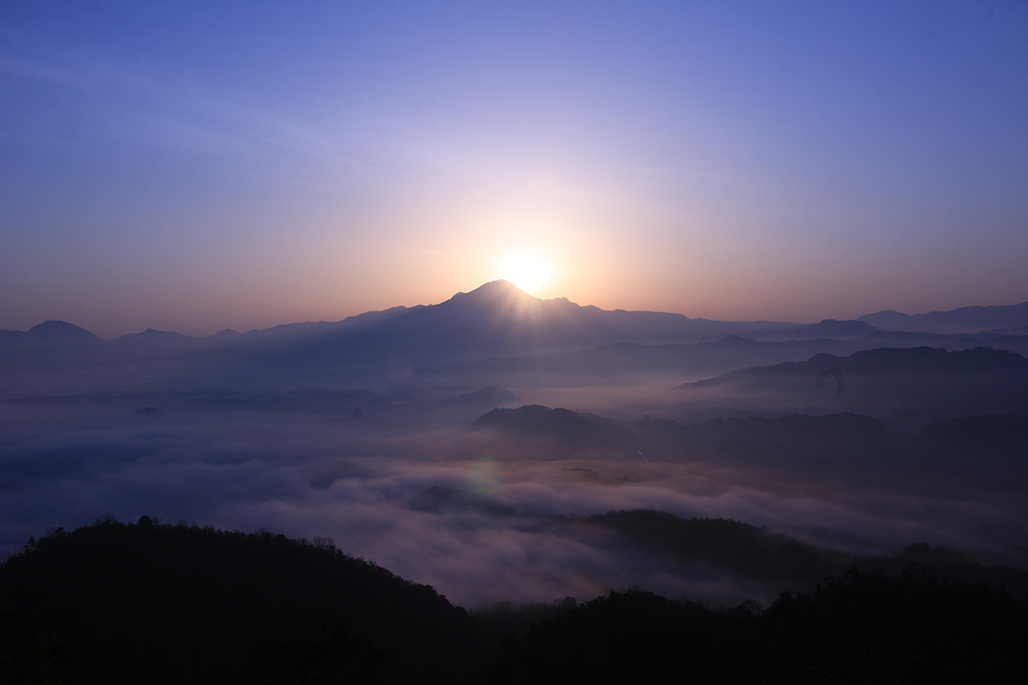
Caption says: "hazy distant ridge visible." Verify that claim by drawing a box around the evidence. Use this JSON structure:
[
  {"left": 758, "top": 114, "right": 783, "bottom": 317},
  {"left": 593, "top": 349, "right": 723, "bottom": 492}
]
[
  {"left": 4, "top": 283, "right": 1028, "bottom": 395},
  {"left": 859, "top": 302, "right": 1028, "bottom": 334},
  {"left": 7, "top": 282, "right": 1028, "bottom": 347}
]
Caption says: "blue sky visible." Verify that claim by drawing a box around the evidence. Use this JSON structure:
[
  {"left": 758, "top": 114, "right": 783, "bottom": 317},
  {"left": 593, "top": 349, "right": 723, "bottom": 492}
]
[{"left": 2, "top": 1, "right": 1026, "bottom": 337}]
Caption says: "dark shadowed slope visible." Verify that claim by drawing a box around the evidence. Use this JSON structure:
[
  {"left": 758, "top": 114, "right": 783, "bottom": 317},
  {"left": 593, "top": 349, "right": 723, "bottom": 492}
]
[
  {"left": 4, "top": 515, "right": 1028, "bottom": 684},
  {"left": 0, "top": 517, "right": 476, "bottom": 685},
  {"left": 582, "top": 509, "right": 1028, "bottom": 595},
  {"left": 481, "top": 574, "right": 1028, "bottom": 684}
]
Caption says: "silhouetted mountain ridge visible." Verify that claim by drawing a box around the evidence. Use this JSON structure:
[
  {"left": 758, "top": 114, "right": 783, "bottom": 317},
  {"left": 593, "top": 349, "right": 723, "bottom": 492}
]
[
  {"left": 691, "top": 346, "right": 1028, "bottom": 387},
  {"left": 5, "top": 285, "right": 1028, "bottom": 394},
  {"left": 859, "top": 301, "right": 1028, "bottom": 334}
]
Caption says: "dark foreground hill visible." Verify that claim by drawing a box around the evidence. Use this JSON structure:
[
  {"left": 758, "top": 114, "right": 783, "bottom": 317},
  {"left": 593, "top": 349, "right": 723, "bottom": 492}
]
[
  {"left": 482, "top": 572, "right": 1028, "bottom": 684},
  {"left": 0, "top": 518, "right": 475, "bottom": 684},
  {"left": 3, "top": 517, "right": 1028, "bottom": 684}
]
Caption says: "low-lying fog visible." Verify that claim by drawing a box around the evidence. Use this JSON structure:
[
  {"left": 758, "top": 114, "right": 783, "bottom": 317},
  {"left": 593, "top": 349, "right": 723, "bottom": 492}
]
[{"left": 3, "top": 382, "right": 1025, "bottom": 609}]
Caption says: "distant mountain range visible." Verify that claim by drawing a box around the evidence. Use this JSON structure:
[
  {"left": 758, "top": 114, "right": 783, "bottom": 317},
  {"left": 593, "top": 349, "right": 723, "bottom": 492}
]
[
  {"left": 6, "top": 280, "right": 1028, "bottom": 348},
  {"left": 859, "top": 302, "right": 1028, "bottom": 334},
  {"left": 2, "top": 281, "right": 1028, "bottom": 395}
]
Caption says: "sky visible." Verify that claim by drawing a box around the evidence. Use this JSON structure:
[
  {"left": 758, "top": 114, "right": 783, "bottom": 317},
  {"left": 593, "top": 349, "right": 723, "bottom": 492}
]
[{"left": 2, "top": 1, "right": 1026, "bottom": 339}]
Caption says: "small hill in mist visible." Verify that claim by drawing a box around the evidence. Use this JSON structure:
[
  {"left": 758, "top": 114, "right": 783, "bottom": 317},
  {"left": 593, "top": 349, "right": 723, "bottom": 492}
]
[{"left": 473, "top": 404, "right": 633, "bottom": 447}]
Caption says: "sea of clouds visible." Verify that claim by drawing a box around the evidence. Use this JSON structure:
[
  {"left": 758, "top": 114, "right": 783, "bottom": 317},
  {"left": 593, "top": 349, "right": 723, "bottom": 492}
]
[{"left": 3, "top": 396, "right": 1024, "bottom": 609}]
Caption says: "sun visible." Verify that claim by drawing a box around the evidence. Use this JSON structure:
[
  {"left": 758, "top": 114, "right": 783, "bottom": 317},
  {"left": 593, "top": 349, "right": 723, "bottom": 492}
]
[{"left": 498, "top": 252, "right": 556, "bottom": 295}]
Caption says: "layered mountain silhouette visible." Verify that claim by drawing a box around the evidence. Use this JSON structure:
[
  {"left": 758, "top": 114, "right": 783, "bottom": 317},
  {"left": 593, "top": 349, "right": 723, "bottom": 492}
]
[
  {"left": 688, "top": 346, "right": 1028, "bottom": 387},
  {"left": 3, "top": 282, "right": 1028, "bottom": 395},
  {"left": 0, "top": 281, "right": 793, "bottom": 394},
  {"left": 254, "top": 280, "right": 796, "bottom": 367},
  {"left": 677, "top": 346, "right": 1028, "bottom": 425},
  {"left": 747, "top": 318, "right": 878, "bottom": 341},
  {"left": 859, "top": 301, "right": 1028, "bottom": 334}
]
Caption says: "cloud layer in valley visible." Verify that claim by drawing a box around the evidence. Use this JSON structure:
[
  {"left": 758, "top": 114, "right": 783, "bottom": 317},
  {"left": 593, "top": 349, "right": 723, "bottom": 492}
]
[{"left": 3, "top": 398, "right": 1025, "bottom": 609}]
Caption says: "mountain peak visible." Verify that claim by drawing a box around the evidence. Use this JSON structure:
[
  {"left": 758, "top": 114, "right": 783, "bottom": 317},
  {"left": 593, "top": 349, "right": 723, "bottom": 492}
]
[
  {"left": 445, "top": 280, "right": 540, "bottom": 307},
  {"left": 462, "top": 280, "right": 529, "bottom": 297},
  {"left": 27, "top": 320, "right": 101, "bottom": 342}
]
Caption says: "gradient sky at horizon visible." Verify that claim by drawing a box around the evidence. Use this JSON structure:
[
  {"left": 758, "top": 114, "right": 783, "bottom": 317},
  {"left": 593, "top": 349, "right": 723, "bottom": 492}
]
[{"left": 2, "top": 1, "right": 1026, "bottom": 339}]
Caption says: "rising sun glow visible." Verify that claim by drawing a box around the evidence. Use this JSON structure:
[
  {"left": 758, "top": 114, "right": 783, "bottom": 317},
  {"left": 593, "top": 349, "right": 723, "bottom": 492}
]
[{"left": 498, "top": 252, "right": 556, "bottom": 295}]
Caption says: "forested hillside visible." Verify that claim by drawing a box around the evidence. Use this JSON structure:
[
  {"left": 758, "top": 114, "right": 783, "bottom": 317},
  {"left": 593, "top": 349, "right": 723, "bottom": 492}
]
[{"left": 3, "top": 517, "right": 1027, "bottom": 683}]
